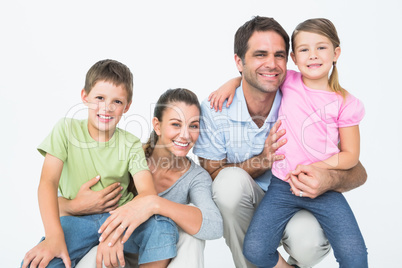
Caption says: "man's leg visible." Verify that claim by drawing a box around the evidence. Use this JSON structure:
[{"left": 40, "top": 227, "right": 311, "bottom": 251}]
[
  {"left": 282, "top": 209, "right": 331, "bottom": 268},
  {"left": 212, "top": 167, "right": 264, "bottom": 268}
]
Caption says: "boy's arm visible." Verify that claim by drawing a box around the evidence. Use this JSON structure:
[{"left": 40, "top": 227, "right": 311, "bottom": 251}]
[
  {"left": 22, "top": 154, "right": 71, "bottom": 268},
  {"left": 312, "top": 126, "right": 360, "bottom": 170},
  {"left": 208, "top": 77, "right": 241, "bottom": 111}
]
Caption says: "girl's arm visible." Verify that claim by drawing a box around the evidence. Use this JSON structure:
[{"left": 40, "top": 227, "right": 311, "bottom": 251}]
[
  {"left": 22, "top": 154, "right": 71, "bottom": 268},
  {"left": 312, "top": 125, "right": 360, "bottom": 170},
  {"left": 208, "top": 76, "right": 241, "bottom": 111}
]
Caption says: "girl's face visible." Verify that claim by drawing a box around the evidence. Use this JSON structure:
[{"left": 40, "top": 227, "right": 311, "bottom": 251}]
[
  {"left": 291, "top": 31, "right": 340, "bottom": 88},
  {"left": 153, "top": 102, "right": 200, "bottom": 158}
]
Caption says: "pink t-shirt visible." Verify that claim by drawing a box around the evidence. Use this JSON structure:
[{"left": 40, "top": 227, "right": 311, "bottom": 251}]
[{"left": 272, "top": 70, "right": 365, "bottom": 181}]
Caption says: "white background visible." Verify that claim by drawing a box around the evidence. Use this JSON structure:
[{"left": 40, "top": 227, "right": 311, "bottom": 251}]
[{"left": 2, "top": 0, "right": 401, "bottom": 267}]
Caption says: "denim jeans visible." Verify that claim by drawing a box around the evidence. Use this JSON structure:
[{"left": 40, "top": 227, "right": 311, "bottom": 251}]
[
  {"left": 23, "top": 213, "right": 178, "bottom": 267},
  {"left": 244, "top": 177, "right": 368, "bottom": 268}
]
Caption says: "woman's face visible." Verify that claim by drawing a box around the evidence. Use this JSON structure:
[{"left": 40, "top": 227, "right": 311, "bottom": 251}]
[{"left": 153, "top": 101, "right": 200, "bottom": 158}]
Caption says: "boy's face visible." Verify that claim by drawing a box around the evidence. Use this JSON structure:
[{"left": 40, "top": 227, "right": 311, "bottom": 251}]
[{"left": 81, "top": 80, "right": 131, "bottom": 141}]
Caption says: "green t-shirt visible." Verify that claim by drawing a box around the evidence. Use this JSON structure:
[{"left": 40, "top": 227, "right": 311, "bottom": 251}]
[{"left": 38, "top": 118, "right": 149, "bottom": 206}]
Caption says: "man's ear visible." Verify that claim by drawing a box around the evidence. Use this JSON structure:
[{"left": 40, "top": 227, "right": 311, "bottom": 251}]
[
  {"left": 81, "top": 89, "right": 88, "bottom": 105},
  {"left": 234, "top": 54, "right": 244, "bottom": 74},
  {"left": 152, "top": 117, "right": 161, "bottom": 136}
]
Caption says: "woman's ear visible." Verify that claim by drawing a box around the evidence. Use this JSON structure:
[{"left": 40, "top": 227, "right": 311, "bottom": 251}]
[{"left": 152, "top": 117, "right": 161, "bottom": 136}]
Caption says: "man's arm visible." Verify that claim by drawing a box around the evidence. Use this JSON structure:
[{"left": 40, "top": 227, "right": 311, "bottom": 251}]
[
  {"left": 288, "top": 161, "right": 367, "bottom": 199},
  {"left": 199, "top": 121, "right": 287, "bottom": 180}
]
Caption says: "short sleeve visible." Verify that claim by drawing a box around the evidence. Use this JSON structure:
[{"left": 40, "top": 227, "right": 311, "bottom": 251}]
[
  {"left": 338, "top": 94, "right": 365, "bottom": 128},
  {"left": 193, "top": 99, "right": 227, "bottom": 160},
  {"left": 37, "top": 118, "right": 69, "bottom": 162},
  {"left": 127, "top": 135, "right": 149, "bottom": 176}
]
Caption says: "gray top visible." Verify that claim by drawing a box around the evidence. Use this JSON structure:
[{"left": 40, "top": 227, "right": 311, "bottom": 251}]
[{"left": 158, "top": 158, "right": 223, "bottom": 240}]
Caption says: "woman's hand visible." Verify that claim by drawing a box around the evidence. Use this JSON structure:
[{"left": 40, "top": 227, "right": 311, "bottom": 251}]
[
  {"left": 59, "top": 175, "right": 122, "bottom": 216},
  {"left": 98, "top": 195, "right": 158, "bottom": 247}
]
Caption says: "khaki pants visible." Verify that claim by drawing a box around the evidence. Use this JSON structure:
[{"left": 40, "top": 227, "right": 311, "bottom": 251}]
[
  {"left": 213, "top": 167, "right": 331, "bottom": 268},
  {"left": 77, "top": 228, "right": 205, "bottom": 268}
]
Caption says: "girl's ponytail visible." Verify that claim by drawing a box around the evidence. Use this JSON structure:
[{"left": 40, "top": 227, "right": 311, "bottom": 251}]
[{"left": 329, "top": 62, "right": 346, "bottom": 99}]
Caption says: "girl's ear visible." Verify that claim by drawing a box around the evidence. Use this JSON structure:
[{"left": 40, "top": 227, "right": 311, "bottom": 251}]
[
  {"left": 334, "top": 46, "right": 341, "bottom": 62},
  {"left": 290, "top": 52, "right": 297, "bottom": 65},
  {"left": 81, "top": 89, "right": 88, "bottom": 105},
  {"left": 152, "top": 117, "right": 161, "bottom": 136}
]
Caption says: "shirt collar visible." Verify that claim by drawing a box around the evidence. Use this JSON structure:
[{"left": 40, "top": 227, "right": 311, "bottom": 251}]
[{"left": 227, "top": 83, "right": 282, "bottom": 124}]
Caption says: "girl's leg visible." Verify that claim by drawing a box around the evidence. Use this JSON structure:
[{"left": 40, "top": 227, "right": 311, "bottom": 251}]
[
  {"left": 302, "top": 191, "right": 368, "bottom": 268},
  {"left": 243, "top": 178, "right": 299, "bottom": 268}
]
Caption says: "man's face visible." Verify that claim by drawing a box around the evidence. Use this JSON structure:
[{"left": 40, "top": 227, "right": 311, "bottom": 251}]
[{"left": 236, "top": 31, "right": 287, "bottom": 94}]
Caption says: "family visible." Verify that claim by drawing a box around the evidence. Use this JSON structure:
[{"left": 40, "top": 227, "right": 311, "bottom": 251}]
[{"left": 21, "top": 16, "right": 368, "bottom": 268}]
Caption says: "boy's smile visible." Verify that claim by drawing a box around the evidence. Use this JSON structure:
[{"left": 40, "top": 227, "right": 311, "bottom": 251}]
[{"left": 81, "top": 80, "right": 131, "bottom": 142}]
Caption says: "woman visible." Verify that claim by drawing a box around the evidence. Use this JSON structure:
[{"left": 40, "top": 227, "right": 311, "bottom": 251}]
[{"left": 60, "top": 88, "right": 223, "bottom": 267}]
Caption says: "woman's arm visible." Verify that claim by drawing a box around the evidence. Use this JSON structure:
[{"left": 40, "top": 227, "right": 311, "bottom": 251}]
[{"left": 58, "top": 176, "right": 122, "bottom": 217}]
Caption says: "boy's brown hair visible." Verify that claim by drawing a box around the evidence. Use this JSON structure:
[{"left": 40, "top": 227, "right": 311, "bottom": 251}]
[{"left": 84, "top": 59, "right": 133, "bottom": 102}]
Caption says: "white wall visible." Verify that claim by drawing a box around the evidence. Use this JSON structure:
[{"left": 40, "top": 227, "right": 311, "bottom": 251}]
[{"left": 2, "top": 0, "right": 401, "bottom": 267}]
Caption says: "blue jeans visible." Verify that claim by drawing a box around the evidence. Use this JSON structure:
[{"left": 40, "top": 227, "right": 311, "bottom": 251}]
[
  {"left": 243, "top": 177, "right": 368, "bottom": 268},
  {"left": 23, "top": 213, "right": 178, "bottom": 267}
]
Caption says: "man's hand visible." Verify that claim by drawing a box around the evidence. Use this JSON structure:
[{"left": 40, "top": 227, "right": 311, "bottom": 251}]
[
  {"left": 22, "top": 237, "right": 71, "bottom": 268},
  {"left": 251, "top": 120, "right": 286, "bottom": 175},
  {"left": 59, "top": 175, "right": 122, "bottom": 216},
  {"left": 96, "top": 231, "right": 125, "bottom": 268}
]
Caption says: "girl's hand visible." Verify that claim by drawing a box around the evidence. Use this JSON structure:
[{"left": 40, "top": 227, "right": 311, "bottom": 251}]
[
  {"left": 208, "top": 77, "right": 241, "bottom": 112},
  {"left": 22, "top": 237, "right": 71, "bottom": 268},
  {"left": 96, "top": 232, "right": 125, "bottom": 268},
  {"left": 98, "top": 195, "right": 158, "bottom": 247}
]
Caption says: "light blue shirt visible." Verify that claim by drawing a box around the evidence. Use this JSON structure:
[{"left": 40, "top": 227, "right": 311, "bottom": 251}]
[{"left": 193, "top": 85, "right": 282, "bottom": 191}]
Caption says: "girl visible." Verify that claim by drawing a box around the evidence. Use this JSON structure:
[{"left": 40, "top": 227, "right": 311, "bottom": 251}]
[{"left": 210, "top": 18, "right": 367, "bottom": 268}]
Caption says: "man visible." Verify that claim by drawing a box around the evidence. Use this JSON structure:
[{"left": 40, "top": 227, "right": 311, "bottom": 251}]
[{"left": 193, "top": 16, "right": 367, "bottom": 268}]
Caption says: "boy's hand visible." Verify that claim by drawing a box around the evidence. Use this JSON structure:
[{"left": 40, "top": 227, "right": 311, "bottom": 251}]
[
  {"left": 96, "top": 230, "right": 125, "bottom": 268},
  {"left": 22, "top": 237, "right": 71, "bottom": 268},
  {"left": 61, "top": 175, "right": 122, "bottom": 216}
]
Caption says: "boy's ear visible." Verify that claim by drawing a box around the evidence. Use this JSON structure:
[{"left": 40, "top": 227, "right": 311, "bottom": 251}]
[
  {"left": 290, "top": 52, "right": 297, "bottom": 65},
  {"left": 124, "top": 101, "right": 132, "bottom": 113},
  {"left": 81, "top": 89, "right": 89, "bottom": 105},
  {"left": 152, "top": 117, "right": 161, "bottom": 136}
]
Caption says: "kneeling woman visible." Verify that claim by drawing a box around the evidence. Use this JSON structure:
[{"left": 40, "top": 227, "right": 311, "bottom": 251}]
[{"left": 63, "top": 89, "right": 223, "bottom": 267}]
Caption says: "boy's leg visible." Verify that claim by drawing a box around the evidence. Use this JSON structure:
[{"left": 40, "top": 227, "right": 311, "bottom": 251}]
[
  {"left": 124, "top": 215, "right": 178, "bottom": 265},
  {"left": 243, "top": 178, "right": 300, "bottom": 267},
  {"left": 304, "top": 191, "right": 368, "bottom": 268}
]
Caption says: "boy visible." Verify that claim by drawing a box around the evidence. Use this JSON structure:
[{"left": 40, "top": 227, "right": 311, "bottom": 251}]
[{"left": 22, "top": 59, "right": 178, "bottom": 268}]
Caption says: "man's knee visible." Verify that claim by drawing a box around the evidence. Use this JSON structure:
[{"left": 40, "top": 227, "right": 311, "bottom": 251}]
[
  {"left": 212, "top": 167, "right": 253, "bottom": 213},
  {"left": 283, "top": 210, "right": 331, "bottom": 267}
]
